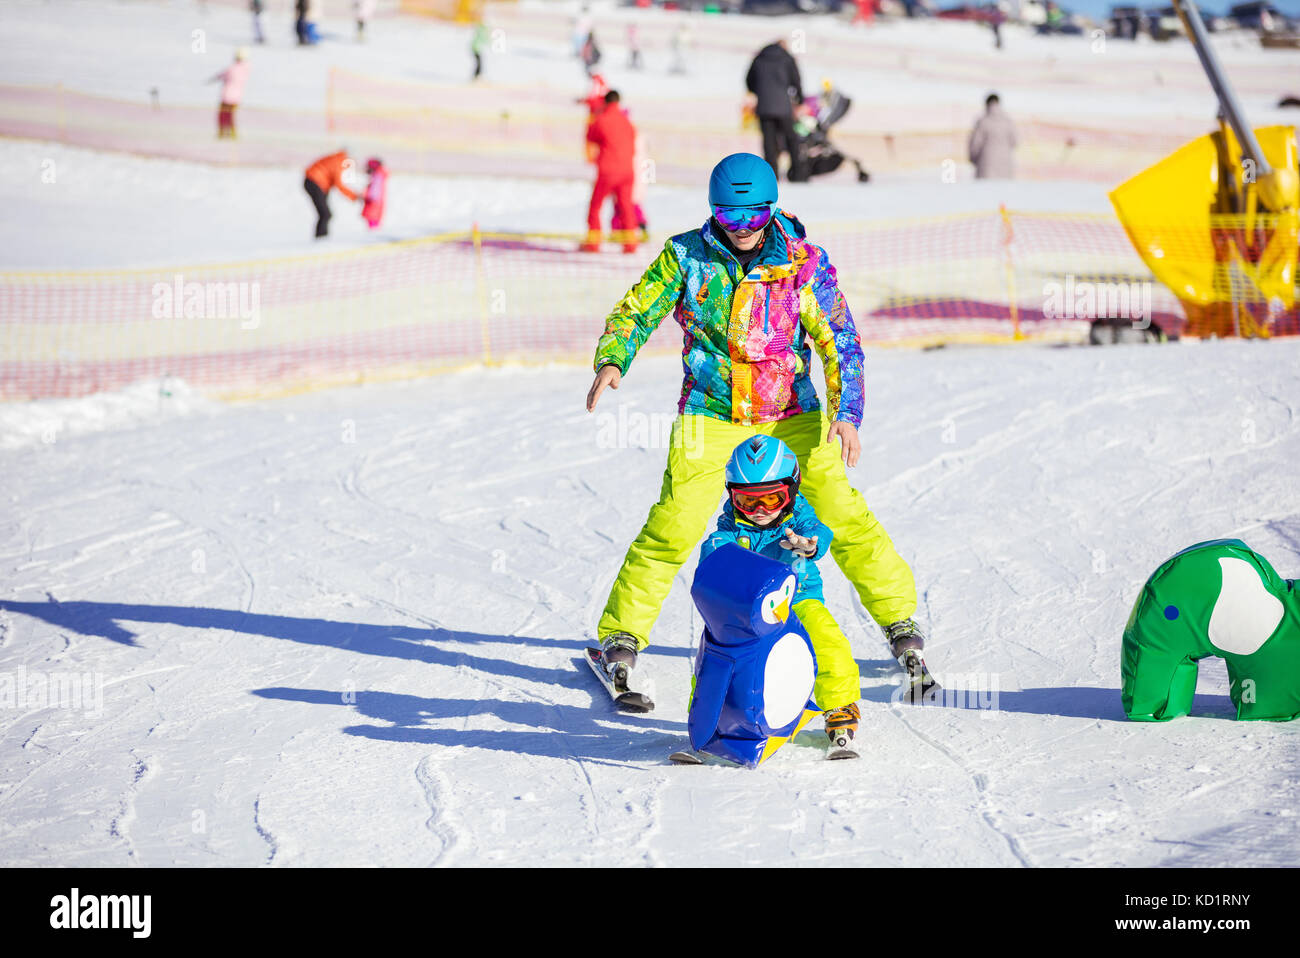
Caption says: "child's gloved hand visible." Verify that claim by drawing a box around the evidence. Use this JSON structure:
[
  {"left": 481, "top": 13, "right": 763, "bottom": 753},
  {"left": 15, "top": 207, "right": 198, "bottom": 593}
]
[{"left": 780, "top": 528, "right": 817, "bottom": 558}]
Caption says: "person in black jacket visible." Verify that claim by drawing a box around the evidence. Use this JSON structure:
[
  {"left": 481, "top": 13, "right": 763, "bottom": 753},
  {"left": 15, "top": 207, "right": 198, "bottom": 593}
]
[{"left": 745, "top": 40, "right": 806, "bottom": 181}]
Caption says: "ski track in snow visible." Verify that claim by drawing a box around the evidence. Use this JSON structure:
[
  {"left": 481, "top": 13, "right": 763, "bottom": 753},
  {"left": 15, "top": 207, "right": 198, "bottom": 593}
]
[{"left": 252, "top": 796, "right": 279, "bottom": 865}]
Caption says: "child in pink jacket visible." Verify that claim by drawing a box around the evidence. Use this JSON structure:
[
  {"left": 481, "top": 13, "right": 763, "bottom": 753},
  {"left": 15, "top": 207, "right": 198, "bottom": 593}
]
[{"left": 210, "top": 49, "right": 250, "bottom": 139}]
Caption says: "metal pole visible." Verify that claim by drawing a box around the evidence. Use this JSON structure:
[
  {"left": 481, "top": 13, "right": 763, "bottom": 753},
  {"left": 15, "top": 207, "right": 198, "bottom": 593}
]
[{"left": 1171, "top": 0, "right": 1271, "bottom": 177}]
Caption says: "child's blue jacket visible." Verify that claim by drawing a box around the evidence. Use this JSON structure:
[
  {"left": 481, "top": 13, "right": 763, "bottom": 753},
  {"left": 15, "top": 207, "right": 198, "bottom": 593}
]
[{"left": 701, "top": 492, "right": 833, "bottom": 603}]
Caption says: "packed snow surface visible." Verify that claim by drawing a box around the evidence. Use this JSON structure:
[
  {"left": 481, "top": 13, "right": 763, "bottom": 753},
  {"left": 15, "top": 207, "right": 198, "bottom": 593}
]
[{"left": 2, "top": 342, "right": 1297, "bottom": 866}]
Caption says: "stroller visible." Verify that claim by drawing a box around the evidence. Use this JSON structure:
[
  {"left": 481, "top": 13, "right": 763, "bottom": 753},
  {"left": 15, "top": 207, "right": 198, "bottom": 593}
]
[{"left": 790, "top": 87, "right": 870, "bottom": 183}]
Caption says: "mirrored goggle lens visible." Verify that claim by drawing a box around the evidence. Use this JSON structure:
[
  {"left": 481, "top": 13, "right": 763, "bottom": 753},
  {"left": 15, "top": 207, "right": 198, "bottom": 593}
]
[
  {"left": 712, "top": 204, "right": 773, "bottom": 232},
  {"left": 731, "top": 487, "right": 789, "bottom": 513}
]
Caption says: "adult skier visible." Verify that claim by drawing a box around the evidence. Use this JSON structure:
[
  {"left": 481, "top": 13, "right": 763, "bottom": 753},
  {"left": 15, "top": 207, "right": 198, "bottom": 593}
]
[
  {"left": 304, "top": 150, "right": 360, "bottom": 238},
  {"left": 968, "top": 92, "right": 1018, "bottom": 179},
  {"left": 581, "top": 90, "right": 638, "bottom": 253},
  {"left": 585, "top": 153, "right": 929, "bottom": 738},
  {"left": 745, "top": 39, "right": 805, "bottom": 180}
]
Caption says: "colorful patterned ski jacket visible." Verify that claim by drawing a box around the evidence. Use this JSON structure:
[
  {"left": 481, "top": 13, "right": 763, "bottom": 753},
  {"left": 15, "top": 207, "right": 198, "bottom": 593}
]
[
  {"left": 592, "top": 211, "right": 866, "bottom": 427},
  {"left": 701, "top": 492, "right": 833, "bottom": 604}
]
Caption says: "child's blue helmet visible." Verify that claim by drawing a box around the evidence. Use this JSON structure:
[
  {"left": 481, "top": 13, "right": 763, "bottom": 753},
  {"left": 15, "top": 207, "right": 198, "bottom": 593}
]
[
  {"left": 708, "top": 153, "right": 778, "bottom": 208},
  {"left": 725, "top": 435, "right": 801, "bottom": 491}
]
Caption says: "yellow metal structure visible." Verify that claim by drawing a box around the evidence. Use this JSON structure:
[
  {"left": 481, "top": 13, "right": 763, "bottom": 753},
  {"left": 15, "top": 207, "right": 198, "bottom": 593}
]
[{"left": 1109, "top": 124, "right": 1298, "bottom": 337}]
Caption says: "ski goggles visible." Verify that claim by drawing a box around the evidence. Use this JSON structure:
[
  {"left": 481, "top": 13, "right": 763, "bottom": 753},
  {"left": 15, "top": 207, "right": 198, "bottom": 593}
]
[
  {"left": 711, "top": 203, "right": 774, "bottom": 233},
  {"left": 730, "top": 482, "right": 791, "bottom": 516}
]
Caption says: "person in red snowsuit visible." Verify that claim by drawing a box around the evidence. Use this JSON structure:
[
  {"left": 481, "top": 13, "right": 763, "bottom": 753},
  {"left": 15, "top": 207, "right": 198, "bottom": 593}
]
[{"left": 583, "top": 90, "right": 637, "bottom": 253}]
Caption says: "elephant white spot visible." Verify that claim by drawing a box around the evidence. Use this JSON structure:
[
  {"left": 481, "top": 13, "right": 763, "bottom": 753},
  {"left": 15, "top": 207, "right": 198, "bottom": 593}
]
[
  {"left": 1207, "top": 557, "right": 1283, "bottom": 656},
  {"left": 760, "top": 575, "right": 797, "bottom": 625},
  {"left": 763, "top": 632, "right": 815, "bottom": 730}
]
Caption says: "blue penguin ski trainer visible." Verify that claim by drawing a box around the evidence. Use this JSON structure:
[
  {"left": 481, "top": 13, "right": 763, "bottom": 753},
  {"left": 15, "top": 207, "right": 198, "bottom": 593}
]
[
  {"left": 677, "top": 436, "right": 866, "bottom": 762},
  {"left": 686, "top": 543, "right": 821, "bottom": 767}
]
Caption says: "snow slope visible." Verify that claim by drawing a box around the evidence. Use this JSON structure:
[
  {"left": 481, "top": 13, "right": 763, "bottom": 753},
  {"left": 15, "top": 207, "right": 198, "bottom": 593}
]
[
  {"left": 2, "top": 341, "right": 1297, "bottom": 866},
  {"left": 3, "top": 0, "right": 1299, "bottom": 869}
]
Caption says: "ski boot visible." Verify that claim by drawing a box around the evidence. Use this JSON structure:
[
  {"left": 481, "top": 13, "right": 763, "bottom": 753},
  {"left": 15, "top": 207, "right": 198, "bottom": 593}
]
[
  {"left": 598, "top": 632, "right": 639, "bottom": 689},
  {"left": 884, "top": 619, "right": 938, "bottom": 702},
  {"left": 884, "top": 618, "right": 925, "bottom": 661},
  {"left": 821, "top": 696, "right": 863, "bottom": 748}
]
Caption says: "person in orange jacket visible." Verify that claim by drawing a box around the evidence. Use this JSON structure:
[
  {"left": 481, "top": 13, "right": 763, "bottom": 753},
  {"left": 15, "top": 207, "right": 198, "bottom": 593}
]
[{"left": 304, "top": 150, "right": 361, "bottom": 238}]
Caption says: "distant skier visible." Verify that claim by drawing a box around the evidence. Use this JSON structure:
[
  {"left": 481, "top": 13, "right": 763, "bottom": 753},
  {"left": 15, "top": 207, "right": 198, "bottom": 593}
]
[
  {"left": 471, "top": 20, "right": 489, "bottom": 81},
  {"left": 746, "top": 39, "right": 805, "bottom": 181},
  {"left": 585, "top": 152, "right": 927, "bottom": 740},
  {"left": 304, "top": 150, "right": 361, "bottom": 238},
  {"left": 354, "top": 0, "right": 376, "bottom": 42},
  {"left": 209, "top": 48, "right": 251, "bottom": 140},
  {"left": 303, "top": 0, "right": 322, "bottom": 44},
  {"left": 626, "top": 23, "right": 643, "bottom": 70},
  {"left": 251, "top": 0, "right": 265, "bottom": 45},
  {"left": 968, "top": 92, "right": 1017, "bottom": 179},
  {"left": 582, "top": 90, "right": 638, "bottom": 253},
  {"left": 572, "top": 5, "right": 593, "bottom": 58},
  {"left": 580, "top": 30, "right": 601, "bottom": 76},
  {"left": 701, "top": 435, "right": 865, "bottom": 751},
  {"left": 361, "top": 157, "right": 388, "bottom": 229},
  {"left": 669, "top": 23, "right": 690, "bottom": 74}
]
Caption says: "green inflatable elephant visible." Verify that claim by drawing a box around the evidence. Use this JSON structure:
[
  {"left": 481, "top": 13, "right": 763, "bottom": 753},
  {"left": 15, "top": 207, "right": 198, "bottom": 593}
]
[{"left": 1122, "top": 539, "right": 1300, "bottom": 721}]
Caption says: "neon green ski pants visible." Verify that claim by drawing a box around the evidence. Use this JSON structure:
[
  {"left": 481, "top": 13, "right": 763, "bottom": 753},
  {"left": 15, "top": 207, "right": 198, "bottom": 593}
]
[
  {"left": 792, "top": 598, "right": 861, "bottom": 711},
  {"left": 598, "top": 410, "right": 917, "bottom": 707}
]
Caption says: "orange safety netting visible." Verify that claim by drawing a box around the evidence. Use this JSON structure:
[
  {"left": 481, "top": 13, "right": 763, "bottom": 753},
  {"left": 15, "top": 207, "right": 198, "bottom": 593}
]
[{"left": 7, "top": 210, "right": 1295, "bottom": 402}]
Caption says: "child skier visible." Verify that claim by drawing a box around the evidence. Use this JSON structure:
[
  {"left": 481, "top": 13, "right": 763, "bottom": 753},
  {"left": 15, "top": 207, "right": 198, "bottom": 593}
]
[
  {"left": 361, "top": 157, "right": 387, "bottom": 229},
  {"left": 209, "top": 48, "right": 250, "bottom": 140},
  {"left": 702, "top": 435, "right": 862, "bottom": 750}
]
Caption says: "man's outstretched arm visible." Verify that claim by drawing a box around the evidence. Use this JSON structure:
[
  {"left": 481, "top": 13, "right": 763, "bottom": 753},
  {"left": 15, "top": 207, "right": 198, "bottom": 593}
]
[{"left": 587, "top": 241, "right": 684, "bottom": 411}]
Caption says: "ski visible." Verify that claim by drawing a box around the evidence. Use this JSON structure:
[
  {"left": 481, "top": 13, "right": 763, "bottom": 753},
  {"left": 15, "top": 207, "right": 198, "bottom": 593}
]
[
  {"left": 897, "top": 650, "right": 940, "bottom": 705},
  {"left": 668, "top": 749, "right": 704, "bottom": 765},
  {"left": 583, "top": 647, "right": 655, "bottom": 712},
  {"left": 825, "top": 728, "right": 860, "bottom": 760}
]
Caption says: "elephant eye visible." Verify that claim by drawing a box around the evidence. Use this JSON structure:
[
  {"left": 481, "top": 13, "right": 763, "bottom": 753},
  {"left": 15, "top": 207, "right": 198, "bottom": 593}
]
[{"left": 1163, "top": 606, "right": 1179, "bottom": 621}]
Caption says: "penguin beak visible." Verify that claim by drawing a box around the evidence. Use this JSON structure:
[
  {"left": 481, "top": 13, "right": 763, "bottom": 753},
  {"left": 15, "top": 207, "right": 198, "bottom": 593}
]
[{"left": 774, "top": 596, "right": 790, "bottom": 622}]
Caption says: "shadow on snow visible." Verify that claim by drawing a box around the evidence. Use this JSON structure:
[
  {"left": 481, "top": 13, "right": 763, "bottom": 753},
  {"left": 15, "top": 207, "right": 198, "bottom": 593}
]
[
  {"left": 252, "top": 682, "right": 682, "bottom": 764},
  {"left": 0, "top": 599, "right": 687, "bottom": 761}
]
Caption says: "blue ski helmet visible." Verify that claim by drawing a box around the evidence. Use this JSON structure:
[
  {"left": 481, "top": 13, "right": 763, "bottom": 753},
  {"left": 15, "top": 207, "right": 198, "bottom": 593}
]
[
  {"left": 725, "top": 435, "right": 801, "bottom": 492},
  {"left": 708, "top": 153, "right": 778, "bottom": 209}
]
